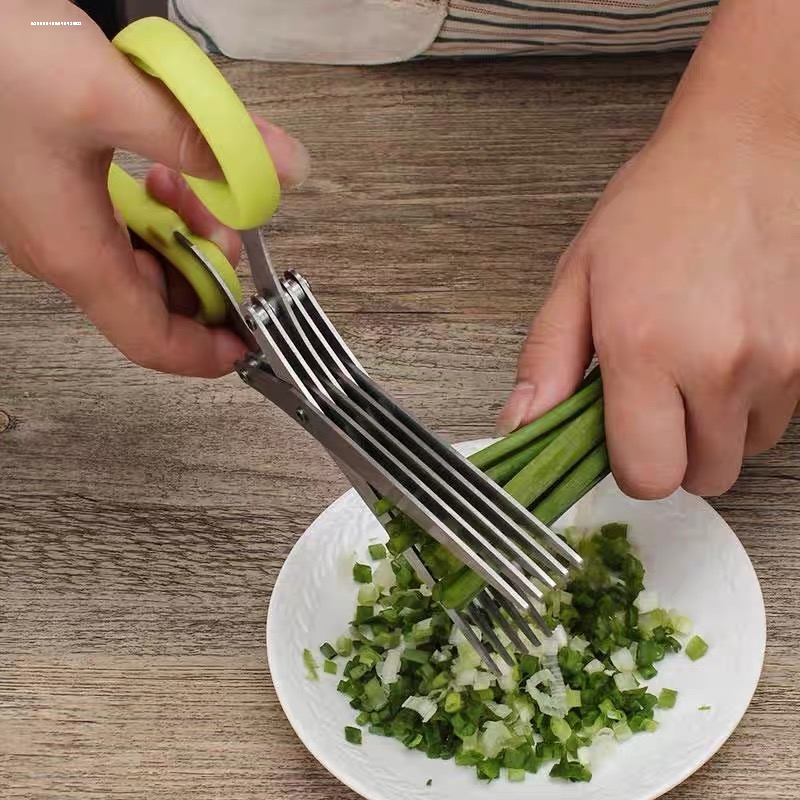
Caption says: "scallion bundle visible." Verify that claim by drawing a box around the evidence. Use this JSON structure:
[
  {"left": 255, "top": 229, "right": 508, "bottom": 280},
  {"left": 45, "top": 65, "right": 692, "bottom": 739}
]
[{"left": 386, "top": 367, "right": 610, "bottom": 610}]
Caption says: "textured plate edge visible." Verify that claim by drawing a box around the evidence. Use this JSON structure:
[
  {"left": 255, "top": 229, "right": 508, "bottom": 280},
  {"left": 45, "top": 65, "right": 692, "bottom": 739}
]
[{"left": 265, "top": 487, "right": 381, "bottom": 800}]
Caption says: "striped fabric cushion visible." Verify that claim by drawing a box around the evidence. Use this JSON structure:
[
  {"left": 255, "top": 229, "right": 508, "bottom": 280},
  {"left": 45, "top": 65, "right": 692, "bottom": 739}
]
[{"left": 425, "top": 0, "right": 718, "bottom": 57}]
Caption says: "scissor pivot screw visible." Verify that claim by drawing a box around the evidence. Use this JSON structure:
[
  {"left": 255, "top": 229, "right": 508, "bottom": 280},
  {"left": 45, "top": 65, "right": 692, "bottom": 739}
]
[{"left": 295, "top": 408, "right": 309, "bottom": 424}]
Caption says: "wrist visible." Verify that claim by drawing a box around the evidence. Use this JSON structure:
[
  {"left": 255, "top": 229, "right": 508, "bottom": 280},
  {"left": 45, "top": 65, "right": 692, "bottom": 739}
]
[{"left": 659, "top": 0, "right": 800, "bottom": 158}]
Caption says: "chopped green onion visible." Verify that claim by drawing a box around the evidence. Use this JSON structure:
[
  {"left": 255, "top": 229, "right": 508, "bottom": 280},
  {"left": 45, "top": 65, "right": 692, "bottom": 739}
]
[
  {"left": 476, "top": 759, "right": 501, "bottom": 781},
  {"left": 698, "top": 705, "right": 712, "bottom": 712},
  {"left": 601, "top": 522, "right": 628, "bottom": 538},
  {"left": 444, "top": 692, "right": 462, "bottom": 713},
  {"left": 374, "top": 498, "right": 394, "bottom": 516},
  {"left": 358, "top": 584, "right": 380, "bottom": 604},
  {"left": 401, "top": 648, "right": 431, "bottom": 665},
  {"left": 551, "top": 717, "right": 572, "bottom": 743},
  {"left": 549, "top": 759, "right": 592, "bottom": 783},
  {"left": 599, "top": 698, "right": 624, "bottom": 721},
  {"left": 657, "top": 688, "right": 678, "bottom": 709},
  {"left": 368, "top": 543, "right": 388, "bottom": 561},
  {"left": 364, "top": 677, "right": 388, "bottom": 710},
  {"left": 612, "top": 721, "right": 633, "bottom": 742},
  {"left": 344, "top": 726, "right": 363, "bottom": 745},
  {"left": 686, "top": 635, "right": 709, "bottom": 661},
  {"left": 354, "top": 605, "right": 374, "bottom": 625},
  {"left": 324, "top": 660, "right": 338, "bottom": 675},
  {"left": 324, "top": 521, "right": 700, "bottom": 785},
  {"left": 433, "top": 568, "right": 485, "bottom": 610},
  {"left": 401, "top": 695, "right": 437, "bottom": 723},
  {"left": 353, "top": 563, "right": 373, "bottom": 584},
  {"left": 303, "top": 648, "right": 319, "bottom": 681},
  {"left": 319, "top": 642, "right": 337, "bottom": 660},
  {"left": 335, "top": 636, "right": 353, "bottom": 657},
  {"left": 565, "top": 688, "right": 582, "bottom": 709}
]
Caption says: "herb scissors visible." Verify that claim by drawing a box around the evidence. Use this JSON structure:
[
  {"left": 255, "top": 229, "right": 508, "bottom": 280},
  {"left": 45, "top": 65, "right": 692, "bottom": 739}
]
[{"left": 107, "top": 17, "right": 581, "bottom": 674}]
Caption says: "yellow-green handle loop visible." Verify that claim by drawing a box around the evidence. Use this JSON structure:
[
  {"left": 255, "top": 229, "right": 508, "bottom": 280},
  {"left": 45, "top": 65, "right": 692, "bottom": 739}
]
[
  {"left": 112, "top": 16, "right": 281, "bottom": 231},
  {"left": 108, "top": 163, "right": 242, "bottom": 324}
]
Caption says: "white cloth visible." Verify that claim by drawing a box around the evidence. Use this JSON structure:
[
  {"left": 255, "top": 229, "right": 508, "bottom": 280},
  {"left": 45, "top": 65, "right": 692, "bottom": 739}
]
[{"left": 169, "top": 0, "right": 447, "bottom": 65}]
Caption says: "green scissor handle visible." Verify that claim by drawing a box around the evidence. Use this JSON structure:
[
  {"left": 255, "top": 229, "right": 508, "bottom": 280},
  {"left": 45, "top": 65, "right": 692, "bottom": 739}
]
[{"left": 107, "top": 16, "right": 282, "bottom": 324}]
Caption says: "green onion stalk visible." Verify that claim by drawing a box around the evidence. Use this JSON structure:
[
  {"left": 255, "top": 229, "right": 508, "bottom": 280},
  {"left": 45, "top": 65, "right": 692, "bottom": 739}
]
[{"left": 384, "top": 367, "right": 611, "bottom": 611}]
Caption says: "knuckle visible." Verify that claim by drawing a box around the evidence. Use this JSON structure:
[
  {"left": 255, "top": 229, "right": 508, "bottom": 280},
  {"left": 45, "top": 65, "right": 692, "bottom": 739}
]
[
  {"left": 694, "top": 306, "right": 756, "bottom": 387},
  {"left": 600, "top": 315, "right": 662, "bottom": 364},
  {"left": 771, "top": 339, "right": 800, "bottom": 389},
  {"left": 710, "top": 332, "right": 753, "bottom": 386},
  {"left": 59, "top": 73, "right": 110, "bottom": 133}
]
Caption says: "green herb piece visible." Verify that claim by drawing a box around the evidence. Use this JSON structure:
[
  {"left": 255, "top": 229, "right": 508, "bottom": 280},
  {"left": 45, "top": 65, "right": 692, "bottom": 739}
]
[
  {"left": 303, "top": 648, "right": 319, "bottom": 681},
  {"left": 657, "top": 688, "right": 678, "bottom": 709},
  {"left": 353, "top": 563, "right": 373, "bottom": 584},
  {"left": 369, "top": 543, "right": 388, "bottom": 561},
  {"left": 319, "top": 642, "right": 337, "bottom": 660},
  {"left": 686, "top": 635, "right": 709, "bottom": 661},
  {"left": 344, "top": 726, "right": 363, "bottom": 745}
]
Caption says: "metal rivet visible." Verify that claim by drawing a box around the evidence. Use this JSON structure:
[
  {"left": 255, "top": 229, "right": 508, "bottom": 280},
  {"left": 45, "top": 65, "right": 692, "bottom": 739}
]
[
  {"left": 240, "top": 369, "right": 251, "bottom": 385},
  {"left": 245, "top": 316, "right": 257, "bottom": 331},
  {"left": 296, "top": 408, "right": 309, "bottom": 424}
]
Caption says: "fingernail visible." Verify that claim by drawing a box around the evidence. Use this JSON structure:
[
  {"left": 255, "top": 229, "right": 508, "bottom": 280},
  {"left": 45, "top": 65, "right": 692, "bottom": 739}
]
[
  {"left": 284, "top": 136, "right": 311, "bottom": 188},
  {"left": 215, "top": 331, "right": 248, "bottom": 368},
  {"left": 495, "top": 383, "right": 536, "bottom": 437},
  {"left": 253, "top": 117, "right": 311, "bottom": 189},
  {"left": 208, "top": 226, "right": 241, "bottom": 260}
]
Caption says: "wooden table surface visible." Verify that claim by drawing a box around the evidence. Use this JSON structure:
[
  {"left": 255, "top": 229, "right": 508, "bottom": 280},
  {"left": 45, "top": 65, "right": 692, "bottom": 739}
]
[{"left": 1, "top": 53, "right": 798, "bottom": 800}]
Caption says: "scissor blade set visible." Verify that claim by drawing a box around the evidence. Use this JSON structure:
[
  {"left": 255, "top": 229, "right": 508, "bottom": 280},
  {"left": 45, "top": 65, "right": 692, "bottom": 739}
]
[{"left": 233, "top": 250, "right": 581, "bottom": 673}]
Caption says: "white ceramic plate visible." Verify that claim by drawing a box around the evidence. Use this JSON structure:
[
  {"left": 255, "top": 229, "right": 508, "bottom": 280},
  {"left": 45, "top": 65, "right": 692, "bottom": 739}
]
[{"left": 266, "top": 440, "right": 766, "bottom": 800}]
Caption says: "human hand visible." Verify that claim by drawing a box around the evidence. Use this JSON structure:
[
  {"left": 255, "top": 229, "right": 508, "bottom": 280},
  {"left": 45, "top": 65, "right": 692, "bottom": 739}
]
[
  {"left": 0, "top": 1, "right": 310, "bottom": 377},
  {"left": 497, "top": 0, "right": 800, "bottom": 498}
]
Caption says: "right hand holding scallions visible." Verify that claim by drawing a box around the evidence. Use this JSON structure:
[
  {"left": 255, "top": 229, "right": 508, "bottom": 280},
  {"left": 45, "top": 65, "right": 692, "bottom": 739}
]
[{"left": 498, "top": 1, "right": 800, "bottom": 500}]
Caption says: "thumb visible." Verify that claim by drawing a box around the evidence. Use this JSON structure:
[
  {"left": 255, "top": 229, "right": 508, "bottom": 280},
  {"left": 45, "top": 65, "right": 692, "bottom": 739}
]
[{"left": 496, "top": 251, "right": 593, "bottom": 435}]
